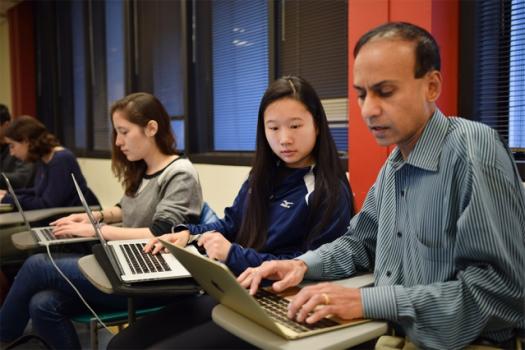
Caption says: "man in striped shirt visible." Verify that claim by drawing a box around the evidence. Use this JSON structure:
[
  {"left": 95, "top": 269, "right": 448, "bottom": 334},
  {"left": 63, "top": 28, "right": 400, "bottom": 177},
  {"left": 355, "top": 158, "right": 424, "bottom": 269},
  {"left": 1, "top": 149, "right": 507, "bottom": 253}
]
[{"left": 239, "top": 22, "right": 525, "bottom": 349}]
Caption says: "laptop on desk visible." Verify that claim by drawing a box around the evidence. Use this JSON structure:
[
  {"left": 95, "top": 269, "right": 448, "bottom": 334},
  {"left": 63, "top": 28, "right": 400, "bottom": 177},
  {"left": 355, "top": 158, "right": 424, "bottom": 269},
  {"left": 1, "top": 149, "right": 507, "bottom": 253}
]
[
  {"left": 160, "top": 239, "right": 370, "bottom": 340},
  {"left": 1, "top": 172, "right": 96, "bottom": 246},
  {"left": 0, "top": 203, "right": 13, "bottom": 212},
  {"left": 71, "top": 173, "right": 197, "bottom": 284}
]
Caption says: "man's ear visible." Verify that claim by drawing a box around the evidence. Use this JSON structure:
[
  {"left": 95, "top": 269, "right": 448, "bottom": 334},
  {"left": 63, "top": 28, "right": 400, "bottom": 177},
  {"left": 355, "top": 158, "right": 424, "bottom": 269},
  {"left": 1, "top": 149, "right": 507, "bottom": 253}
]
[
  {"left": 145, "top": 120, "right": 158, "bottom": 137},
  {"left": 426, "top": 70, "right": 442, "bottom": 103}
]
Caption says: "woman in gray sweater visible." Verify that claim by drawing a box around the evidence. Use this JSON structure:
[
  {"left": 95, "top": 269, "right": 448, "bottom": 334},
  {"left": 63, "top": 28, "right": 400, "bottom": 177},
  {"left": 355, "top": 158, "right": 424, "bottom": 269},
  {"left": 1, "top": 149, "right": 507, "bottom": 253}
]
[{"left": 0, "top": 93, "right": 203, "bottom": 350}]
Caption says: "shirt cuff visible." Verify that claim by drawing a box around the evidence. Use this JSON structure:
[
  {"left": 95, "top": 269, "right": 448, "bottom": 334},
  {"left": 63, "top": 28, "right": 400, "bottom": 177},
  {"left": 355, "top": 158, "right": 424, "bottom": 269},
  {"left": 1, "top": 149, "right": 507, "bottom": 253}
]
[
  {"left": 149, "top": 219, "right": 173, "bottom": 236},
  {"left": 171, "top": 224, "right": 189, "bottom": 233},
  {"left": 298, "top": 250, "right": 324, "bottom": 279},
  {"left": 361, "top": 285, "right": 398, "bottom": 321}
]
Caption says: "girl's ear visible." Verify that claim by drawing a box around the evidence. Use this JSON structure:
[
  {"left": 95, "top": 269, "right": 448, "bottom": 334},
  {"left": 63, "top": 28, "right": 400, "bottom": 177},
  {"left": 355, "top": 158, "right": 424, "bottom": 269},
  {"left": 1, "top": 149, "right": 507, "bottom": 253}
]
[{"left": 145, "top": 120, "right": 158, "bottom": 137}]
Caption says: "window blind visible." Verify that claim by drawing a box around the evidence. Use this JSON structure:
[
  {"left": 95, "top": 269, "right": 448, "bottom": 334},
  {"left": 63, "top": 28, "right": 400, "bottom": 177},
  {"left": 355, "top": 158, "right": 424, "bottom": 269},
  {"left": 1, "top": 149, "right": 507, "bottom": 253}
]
[
  {"left": 135, "top": 0, "right": 184, "bottom": 117},
  {"left": 212, "top": 0, "right": 269, "bottom": 151},
  {"left": 279, "top": 0, "right": 348, "bottom": 152},
  {"left": 509, "top": 0, "right": 524, "bottom": 154},
  {"left": 71, "top": 1, "right": 88, "bottom": 149},
  {"left": 475, "top": 0, "right": 524, "bottom": 158},
  {"left": 278, "top": 0, "right": 347, "bottom": 99}
]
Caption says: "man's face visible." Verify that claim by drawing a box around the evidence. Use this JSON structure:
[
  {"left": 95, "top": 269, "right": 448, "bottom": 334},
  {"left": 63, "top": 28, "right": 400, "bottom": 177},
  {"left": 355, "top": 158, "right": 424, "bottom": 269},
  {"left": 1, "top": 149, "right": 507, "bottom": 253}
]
[{"left": 353, "top": 38, "right": 440, "bottom": 158}]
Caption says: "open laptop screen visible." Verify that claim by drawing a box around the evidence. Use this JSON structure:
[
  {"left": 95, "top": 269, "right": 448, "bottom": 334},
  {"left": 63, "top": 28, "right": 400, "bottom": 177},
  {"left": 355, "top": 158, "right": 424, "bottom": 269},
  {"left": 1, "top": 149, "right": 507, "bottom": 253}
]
[
  {"left": 70, "top": 173, "right": 107, "bottom": 246},
  {"left": 1, "top": 172, "right": 32, "bottom": 230}
]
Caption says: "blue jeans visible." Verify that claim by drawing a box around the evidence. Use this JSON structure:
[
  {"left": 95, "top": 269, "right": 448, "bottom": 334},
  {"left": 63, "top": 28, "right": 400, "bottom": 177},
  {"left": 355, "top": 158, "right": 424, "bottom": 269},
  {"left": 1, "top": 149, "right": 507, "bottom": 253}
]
[{"left": 0, "top": 253, "right": 160, "bottom": 349}]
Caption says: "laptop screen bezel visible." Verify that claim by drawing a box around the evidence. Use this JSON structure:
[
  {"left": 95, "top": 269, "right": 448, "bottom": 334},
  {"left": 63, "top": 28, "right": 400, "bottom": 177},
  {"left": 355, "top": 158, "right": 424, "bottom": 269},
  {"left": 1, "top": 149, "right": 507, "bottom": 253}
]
[
  {"left": 70, "top": 174, "right": 107, "bottom": 244},
  {"left": 70, "top": 173, "right": 127, "bottom": 280}
]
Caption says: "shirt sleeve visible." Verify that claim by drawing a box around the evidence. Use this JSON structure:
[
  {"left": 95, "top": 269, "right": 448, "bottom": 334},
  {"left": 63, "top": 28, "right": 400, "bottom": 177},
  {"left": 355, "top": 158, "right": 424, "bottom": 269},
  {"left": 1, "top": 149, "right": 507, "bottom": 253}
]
[
  {"left": 150, "top": 167, "right": 203, "bottom": 234},
  {"left": 226, "top": 179, "right": 355, "bottom": 276},
  {"left": 1, "top": 160, "right": 34, "bottom": 189},
  {"left": 9, "top": 159, "right": 75, "bottom": 210},
  {"left": 184, "top": 180, "right": 248, "bottom": 239},
  {"left": 361, "top": 147, "right": 525, "bottom": 349}
]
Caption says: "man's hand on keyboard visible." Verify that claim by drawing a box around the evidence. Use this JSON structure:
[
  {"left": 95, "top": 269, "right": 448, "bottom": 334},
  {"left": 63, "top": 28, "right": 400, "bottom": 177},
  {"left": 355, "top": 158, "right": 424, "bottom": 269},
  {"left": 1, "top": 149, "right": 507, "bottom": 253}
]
[{"left": 288, "top": 283, "right": 364, "bottom": 324}]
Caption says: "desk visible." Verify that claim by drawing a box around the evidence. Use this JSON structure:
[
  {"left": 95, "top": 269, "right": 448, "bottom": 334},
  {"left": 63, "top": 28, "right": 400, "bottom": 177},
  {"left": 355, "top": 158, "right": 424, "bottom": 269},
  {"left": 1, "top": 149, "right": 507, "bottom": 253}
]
[
  {"left": 213, "top": 306, "right": 387, "bottom": 350},
  {"left": 78, "top": 254, "right": 113, "bottom": 294},
  {"left": 78, "top": 246, "right": 199, "bottom": 324},
  {"left": 0, "top": 204, "right": 13, "bottom": 213},
  {"left": 0, "top": 206, "right": 100, "bottom": 227},
  {"left": 11, "top": 230, "right": 37, "bottom": 250},
  {"left": 212, "top": 274, "right": 388, "bottom": 350}
]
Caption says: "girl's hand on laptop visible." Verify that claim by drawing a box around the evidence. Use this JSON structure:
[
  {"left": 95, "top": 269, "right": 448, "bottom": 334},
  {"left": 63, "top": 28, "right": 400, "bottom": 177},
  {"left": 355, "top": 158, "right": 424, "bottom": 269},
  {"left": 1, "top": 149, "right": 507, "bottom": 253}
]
[
  {"left": 144, "top": 231, "right": 191, "bottom": 255},
  {"left": 197, "top": 231, "right": 231, "bottom": 261},
  {"left": 237, "top": 259, "right": 308, "bottom": 295},
  {"left": 52, "top": 222, "right": 95, "bottom": 238},
  {"left": 51, "top": 213, "right": 89, "bottom": 226},
  {"left": 0, "top": 189, "right": 6, "bottom": 201}
]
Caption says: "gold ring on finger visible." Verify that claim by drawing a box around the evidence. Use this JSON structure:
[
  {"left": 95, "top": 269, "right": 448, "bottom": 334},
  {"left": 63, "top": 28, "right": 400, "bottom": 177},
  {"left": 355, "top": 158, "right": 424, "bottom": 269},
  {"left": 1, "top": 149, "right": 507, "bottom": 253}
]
[{"left": 322, "top": 293, "right": 330, "bottom": 305}]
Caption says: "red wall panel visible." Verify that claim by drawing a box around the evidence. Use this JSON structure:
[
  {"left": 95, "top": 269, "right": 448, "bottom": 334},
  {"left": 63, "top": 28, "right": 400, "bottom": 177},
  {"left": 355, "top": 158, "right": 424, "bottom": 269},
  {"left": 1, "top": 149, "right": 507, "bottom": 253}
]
[
  {"left": 348, "top": 0, "right": 459, "bottom": 210},
  {"left": 8, "top": 1, "right": 36, "bottom": 119},
  {"left": 348, "top": 0, "right": 391, "bottom": 210}
]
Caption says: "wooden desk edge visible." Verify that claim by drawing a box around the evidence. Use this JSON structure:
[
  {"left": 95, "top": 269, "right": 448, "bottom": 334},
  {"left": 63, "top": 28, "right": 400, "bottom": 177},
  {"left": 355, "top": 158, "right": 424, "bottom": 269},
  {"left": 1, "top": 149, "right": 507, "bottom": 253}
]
[
  {"left": 0, "top": 206, "right": 100, "bottom": 226},
  {"left": 212, "top": 304, "right": 387, "bottom": 350}
]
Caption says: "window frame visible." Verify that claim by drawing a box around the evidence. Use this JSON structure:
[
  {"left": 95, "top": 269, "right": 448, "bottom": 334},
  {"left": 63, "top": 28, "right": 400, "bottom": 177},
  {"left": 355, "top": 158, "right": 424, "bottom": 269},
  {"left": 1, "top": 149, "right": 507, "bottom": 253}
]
[
  {"left": 459, "top": 0, "right": 525, "bottom": 180},
  {"left": 185, "top": 0, "right": 349, "bottom": 169},
  {"left": 34, "top": 0, "right": 349, "bottom": 169}
]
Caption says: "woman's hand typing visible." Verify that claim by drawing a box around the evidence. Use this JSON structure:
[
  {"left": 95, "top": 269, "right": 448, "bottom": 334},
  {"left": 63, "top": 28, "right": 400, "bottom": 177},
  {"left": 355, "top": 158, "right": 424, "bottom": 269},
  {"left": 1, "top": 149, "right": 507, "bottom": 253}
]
[
  {"left": 50, "top": 213, "right": 90, "bottom": 226},
  {"left": 143, "top": 231, "right": 191, "bottom": 255}
]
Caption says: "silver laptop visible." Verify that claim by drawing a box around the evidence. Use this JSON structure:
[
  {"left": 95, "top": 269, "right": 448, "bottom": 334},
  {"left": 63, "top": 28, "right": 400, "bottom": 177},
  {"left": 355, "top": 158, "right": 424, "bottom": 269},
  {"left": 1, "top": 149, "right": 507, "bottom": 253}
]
[
  {"left": 1, "top": 172, "right": 96, "bottom": 246},
  {"left": 71, "top": 173, "right": 197, "bottom": 283},
  {"left": 160, "top": 239, "right": 369, "bottom": 340}
]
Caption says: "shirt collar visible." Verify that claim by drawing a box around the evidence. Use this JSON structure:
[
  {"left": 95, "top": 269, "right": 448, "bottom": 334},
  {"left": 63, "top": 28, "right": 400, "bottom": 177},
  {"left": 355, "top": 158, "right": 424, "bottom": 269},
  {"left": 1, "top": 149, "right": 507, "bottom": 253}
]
[{"left": 388, "top": 109, "right": 449, "bottom": 172}]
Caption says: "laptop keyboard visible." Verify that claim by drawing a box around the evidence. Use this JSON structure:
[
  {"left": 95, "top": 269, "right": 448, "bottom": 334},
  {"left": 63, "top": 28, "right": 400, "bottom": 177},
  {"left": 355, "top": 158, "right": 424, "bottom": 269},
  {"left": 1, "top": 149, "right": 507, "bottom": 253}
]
[
  {"left": 255, "top": 289, "right": 339, "bottom": 333},
  {"left": 34, "top": 228, "right": 56, "bottom": 241},
  {"left": 121, "top": 243, "right": 171, "bottom": 274}
]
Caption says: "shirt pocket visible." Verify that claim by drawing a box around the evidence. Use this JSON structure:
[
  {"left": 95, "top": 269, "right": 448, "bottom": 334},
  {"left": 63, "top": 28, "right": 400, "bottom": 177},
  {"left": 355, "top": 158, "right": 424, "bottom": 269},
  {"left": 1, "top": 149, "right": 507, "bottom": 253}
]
[{"left": 414, "top": 236, "right": 455, "bottom": 283}]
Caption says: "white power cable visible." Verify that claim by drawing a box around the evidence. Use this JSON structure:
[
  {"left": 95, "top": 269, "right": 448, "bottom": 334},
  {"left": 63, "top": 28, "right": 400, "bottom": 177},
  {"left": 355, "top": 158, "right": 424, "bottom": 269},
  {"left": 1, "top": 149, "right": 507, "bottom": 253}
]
[{"left": 45, "top": 244, "right": 112, "bottom": 333}]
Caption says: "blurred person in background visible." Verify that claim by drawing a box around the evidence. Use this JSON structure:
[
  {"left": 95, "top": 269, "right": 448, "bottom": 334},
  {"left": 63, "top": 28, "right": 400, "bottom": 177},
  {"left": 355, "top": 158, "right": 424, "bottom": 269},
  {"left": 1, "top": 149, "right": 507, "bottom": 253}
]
[{"left": 0, "top": 104, "right": 34, "bottom": 191}]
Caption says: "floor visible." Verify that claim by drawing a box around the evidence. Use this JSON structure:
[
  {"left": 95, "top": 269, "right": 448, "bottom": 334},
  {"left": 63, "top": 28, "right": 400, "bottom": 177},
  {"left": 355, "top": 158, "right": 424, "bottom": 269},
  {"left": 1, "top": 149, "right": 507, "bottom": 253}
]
[
  {"left": 76, "top": 323, "right": 116, "bottom": 350},
  {"left": 9, "top": 321, "right": 117, "bottom": 349}
]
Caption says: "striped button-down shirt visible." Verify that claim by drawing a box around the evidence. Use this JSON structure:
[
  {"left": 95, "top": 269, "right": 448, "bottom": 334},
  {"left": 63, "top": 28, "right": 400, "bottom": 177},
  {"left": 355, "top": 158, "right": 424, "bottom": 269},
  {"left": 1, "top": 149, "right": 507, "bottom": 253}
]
[{"left": 300, "top": 109, "right": 525, "bottom": 349}]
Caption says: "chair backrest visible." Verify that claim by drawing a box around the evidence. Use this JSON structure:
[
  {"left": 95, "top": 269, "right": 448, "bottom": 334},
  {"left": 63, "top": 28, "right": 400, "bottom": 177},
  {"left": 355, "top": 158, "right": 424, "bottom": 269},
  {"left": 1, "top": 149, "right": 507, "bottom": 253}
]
[{"left": 200, "top": 202, "right": 219, "bottom": 224}]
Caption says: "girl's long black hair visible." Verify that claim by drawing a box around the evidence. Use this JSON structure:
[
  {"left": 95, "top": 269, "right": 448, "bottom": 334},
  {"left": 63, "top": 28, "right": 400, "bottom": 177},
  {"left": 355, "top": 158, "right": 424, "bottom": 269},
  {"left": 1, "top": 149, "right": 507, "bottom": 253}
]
[{"left": 236, "top": 76, "right": 354, "bottom": 250}]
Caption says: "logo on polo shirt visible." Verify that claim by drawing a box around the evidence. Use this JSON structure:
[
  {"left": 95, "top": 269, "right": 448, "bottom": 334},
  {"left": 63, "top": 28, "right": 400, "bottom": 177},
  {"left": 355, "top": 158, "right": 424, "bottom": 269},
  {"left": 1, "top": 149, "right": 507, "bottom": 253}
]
[{"left": 280, "top": 200, "right": 294, "bottom": 208}]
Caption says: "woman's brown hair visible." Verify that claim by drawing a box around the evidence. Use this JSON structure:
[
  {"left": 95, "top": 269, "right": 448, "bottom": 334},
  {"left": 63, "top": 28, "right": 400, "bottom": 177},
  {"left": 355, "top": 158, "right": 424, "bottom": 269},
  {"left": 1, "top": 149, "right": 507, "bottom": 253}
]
[
  {"left": 4, "top": 115, "right": 59, "bottom": 162},
  {"left": 110, "top": 92, "right": 177, "bottom": 196}
]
